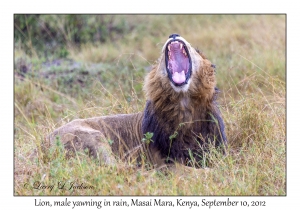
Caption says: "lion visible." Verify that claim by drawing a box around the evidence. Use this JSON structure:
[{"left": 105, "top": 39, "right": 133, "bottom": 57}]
[{"left": 47, "top": 34, "right": 227, "bottom": 168}]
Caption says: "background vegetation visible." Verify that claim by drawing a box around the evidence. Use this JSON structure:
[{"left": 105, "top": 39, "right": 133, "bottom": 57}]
[{"left": 14, "top": 14, "right": 286, "bottom": 195}]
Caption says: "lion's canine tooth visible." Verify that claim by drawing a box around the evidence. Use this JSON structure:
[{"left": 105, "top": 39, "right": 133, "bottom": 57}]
[
  {"left": 168, "top": 45, "right": 171, "bottom": 51},
  {"left": 180, "top": 43, "right": 183, "bottom": 49}
]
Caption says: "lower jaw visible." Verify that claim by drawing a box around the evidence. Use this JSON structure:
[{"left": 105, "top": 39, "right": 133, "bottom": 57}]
[
  {"left": 170, "top": 79, "right": 190, "bottom": 92},
  {"left": 170, "top": 74, "right": 188, "bottom": 87}
]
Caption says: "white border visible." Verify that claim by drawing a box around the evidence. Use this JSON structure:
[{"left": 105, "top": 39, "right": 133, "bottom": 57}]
[{"left": 2, "top": 1, "right": 297, "bottom": 209}]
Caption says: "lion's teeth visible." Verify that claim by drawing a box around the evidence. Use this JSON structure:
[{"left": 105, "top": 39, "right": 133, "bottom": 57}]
[
  {"left": 180, "top": 43, "right": 183, "bottom": 49},
  {"left": 168, "top": 45, "right": 171, "bottom": 51}
]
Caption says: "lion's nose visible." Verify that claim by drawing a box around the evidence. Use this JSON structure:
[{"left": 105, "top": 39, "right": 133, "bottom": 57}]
[{"left": 169, "top": 33, "right": 180, "bottom": 39}]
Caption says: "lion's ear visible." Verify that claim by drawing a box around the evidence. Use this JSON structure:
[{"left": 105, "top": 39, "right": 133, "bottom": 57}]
[
  {"left": 199, "top": 58, "right": 216, "bottom": 89},
  {"left": 195, "top": 48, "right": 207, "bottom": 59}
]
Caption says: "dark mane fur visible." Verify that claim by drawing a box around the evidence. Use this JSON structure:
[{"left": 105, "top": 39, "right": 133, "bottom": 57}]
[
  {"left": 142, "top": 95, "right": 227, "bottom": 166},
  {"left": 142, "top": 49, "right": 227, "bottom": 166}
]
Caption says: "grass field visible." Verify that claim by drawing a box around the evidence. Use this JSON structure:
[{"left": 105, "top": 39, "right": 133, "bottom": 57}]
[{"left": 14, "top": 14, "right": 286, "bottom": 195}]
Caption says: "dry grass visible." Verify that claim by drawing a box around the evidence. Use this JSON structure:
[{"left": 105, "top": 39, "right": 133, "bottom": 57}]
[{"left": 14, "top": 14, "right": 285, "bottom": 195}]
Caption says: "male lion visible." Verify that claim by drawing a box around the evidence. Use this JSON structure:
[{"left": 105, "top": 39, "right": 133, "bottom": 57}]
[{"left": 48, "top": 34, "right": 227, "bottom": 168}]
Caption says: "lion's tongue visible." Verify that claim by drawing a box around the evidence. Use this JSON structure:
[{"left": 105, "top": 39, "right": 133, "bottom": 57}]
[{"left": 172, "top": 71, "right": 186, "bottom": 84}]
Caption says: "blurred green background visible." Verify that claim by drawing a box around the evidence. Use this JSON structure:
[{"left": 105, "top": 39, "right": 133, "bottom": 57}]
[{"left": 14, "top": 14, "right": 285, "bottom": 106}]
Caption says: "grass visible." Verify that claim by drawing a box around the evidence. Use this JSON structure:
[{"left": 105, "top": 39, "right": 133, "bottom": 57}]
[{"left": 14, "top": 14, "right": 285, "bottom": 195}]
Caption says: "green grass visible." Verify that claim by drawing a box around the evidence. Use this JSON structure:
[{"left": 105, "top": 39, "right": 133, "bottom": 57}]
[{"left": 14, "top": 14, "right": 285, "bottom": 195}]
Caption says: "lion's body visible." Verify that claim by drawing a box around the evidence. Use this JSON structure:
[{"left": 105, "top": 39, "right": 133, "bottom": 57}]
[{"left": 48, "top": 35, "right": 227, "bottom": 168}]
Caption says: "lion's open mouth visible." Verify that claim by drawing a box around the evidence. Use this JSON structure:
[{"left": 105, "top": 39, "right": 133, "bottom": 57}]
[{"left": 165, "top": 39, "right": 192, "bottom": 86}]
